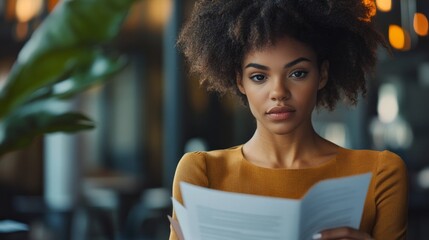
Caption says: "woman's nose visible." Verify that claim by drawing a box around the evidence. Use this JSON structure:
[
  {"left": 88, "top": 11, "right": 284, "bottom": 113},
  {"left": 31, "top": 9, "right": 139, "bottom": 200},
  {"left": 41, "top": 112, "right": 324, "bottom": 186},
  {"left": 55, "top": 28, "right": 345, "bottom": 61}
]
[{"left": 270, "top": 79, "right": 290, "bottom": 101}]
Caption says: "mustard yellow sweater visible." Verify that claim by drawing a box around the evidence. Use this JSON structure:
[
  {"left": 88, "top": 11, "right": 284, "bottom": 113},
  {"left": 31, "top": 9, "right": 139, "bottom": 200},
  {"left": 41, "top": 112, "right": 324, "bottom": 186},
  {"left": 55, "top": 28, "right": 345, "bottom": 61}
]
[{"left": 169, "top": 145, "right": 408, "bottom": 239}]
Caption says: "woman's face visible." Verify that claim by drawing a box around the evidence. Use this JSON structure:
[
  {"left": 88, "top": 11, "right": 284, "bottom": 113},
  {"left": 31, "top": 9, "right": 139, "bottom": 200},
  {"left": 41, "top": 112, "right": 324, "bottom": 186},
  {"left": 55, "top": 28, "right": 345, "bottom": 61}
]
[{"left": 237, "top": 36, "right": 329, "bottom": 136}]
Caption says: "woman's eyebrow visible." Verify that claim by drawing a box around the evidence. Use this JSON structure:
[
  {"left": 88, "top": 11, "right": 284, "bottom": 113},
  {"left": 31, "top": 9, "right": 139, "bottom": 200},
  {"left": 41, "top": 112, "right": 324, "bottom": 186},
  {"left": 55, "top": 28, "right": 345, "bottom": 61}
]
[
  {"left": 244, "top": 57, "right": 312, "bottom": 70},
  {"left": 244, "top": 63, "right": 269, "bottom": 70},
  {"left": 284, "top": 57, "right": 311, "bottom": 68}
]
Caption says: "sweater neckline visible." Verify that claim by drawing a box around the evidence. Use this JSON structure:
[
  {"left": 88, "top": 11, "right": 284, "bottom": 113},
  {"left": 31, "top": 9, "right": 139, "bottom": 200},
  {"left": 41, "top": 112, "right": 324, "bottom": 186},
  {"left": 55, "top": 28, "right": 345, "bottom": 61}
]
[{"left": 236, "top": 144, "right": 343, "bottom": 171}]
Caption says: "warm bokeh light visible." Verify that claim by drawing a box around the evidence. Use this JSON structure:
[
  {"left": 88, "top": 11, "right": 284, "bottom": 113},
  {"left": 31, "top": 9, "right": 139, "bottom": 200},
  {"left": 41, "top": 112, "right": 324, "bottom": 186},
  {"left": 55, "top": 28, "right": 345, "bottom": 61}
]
[
  {"left": 15, "top": 0, "right": 43, "bottom": 22},
  {"left": 376, "top": 0, "right": 392, "bottom": 12},
  {"left": 414, "top": 13, "right": 429, "bottom": 37},
  {"left": 388, "top": 25, "right": 410, "bottom": 50},
  {"left": 128, "top": 0, "right": 173, "bottom": 32},
  {"left": 145, "top": 0, "right": 172, "bottom": 30}
]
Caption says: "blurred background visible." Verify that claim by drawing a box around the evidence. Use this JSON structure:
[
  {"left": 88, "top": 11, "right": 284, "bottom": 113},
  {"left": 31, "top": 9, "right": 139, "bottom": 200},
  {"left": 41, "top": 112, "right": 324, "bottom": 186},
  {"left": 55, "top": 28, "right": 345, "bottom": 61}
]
[{"left": 0, "top": 0, "right": 428, "bottom": 239}]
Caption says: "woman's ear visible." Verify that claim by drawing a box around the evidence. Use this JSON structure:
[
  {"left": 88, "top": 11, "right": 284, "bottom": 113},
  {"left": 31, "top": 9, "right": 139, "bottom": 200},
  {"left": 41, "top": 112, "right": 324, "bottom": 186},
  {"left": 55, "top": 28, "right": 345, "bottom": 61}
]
[
  {"left": 236, "top": 72, "right": 246, "bottom": 95},
  {"left": 318, "top": 60, "right": 329, "bottom": 90}
]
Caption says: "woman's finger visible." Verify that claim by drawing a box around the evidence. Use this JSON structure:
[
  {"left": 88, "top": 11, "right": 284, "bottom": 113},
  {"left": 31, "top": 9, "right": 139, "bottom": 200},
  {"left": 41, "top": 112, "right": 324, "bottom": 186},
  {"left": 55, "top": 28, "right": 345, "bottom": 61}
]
[{"left": 313, "top": 227, "right": 373, "bottom": 240}]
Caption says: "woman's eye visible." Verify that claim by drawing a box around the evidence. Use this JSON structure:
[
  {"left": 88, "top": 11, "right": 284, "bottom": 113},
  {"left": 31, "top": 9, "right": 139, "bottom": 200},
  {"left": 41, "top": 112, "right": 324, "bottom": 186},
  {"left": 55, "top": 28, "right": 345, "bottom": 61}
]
[
  {"left": 290, "top": 70, "right": 308, "bottom": 78},
  {"left": 250, "top": 74, "right": 266, "bottom": 82}
]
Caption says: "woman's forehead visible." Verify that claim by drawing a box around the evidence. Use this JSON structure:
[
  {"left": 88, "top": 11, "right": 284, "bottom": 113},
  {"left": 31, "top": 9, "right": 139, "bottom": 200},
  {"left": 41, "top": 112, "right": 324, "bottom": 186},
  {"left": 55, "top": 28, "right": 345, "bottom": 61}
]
[{"left": 242, "top": 36, "right": 318, "bottom": 63}]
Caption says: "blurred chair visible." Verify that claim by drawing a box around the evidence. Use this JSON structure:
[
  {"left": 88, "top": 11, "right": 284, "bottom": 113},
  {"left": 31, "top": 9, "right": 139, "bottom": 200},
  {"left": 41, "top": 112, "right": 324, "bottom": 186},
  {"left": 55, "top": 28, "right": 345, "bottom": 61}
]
[
  {"left": 71, "top": 172, "right": 142, "bottom": 240},
  {"left": 123, "top": 188, "right": 171, "bottom": 240}
]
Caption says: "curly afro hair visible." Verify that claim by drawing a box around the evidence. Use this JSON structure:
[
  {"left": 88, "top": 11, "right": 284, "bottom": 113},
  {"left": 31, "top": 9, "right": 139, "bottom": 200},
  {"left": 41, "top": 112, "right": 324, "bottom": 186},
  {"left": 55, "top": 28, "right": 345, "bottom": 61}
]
[{"left": 177, "top": 0, "right": 386, "bottom": 110}]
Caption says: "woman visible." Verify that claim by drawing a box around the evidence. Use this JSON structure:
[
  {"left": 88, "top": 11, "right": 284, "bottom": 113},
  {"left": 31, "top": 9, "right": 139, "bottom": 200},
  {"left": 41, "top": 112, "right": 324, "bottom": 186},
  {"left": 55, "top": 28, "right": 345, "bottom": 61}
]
[{"left": 170, "top": 0, "right": 408, "bottom": 239}]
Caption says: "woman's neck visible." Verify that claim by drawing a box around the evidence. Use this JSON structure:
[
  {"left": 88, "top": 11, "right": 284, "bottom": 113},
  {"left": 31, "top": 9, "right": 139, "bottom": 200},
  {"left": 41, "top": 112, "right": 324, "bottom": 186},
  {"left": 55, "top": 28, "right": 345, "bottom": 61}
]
[{"left": 242, "top": 125, "right": 337, "bottom": 169}]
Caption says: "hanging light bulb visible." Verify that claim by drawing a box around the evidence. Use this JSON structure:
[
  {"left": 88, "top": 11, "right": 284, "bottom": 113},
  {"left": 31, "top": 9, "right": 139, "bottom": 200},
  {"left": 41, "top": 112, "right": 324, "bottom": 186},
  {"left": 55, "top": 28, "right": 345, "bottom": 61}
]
[
  {"left": 376, "top": 0, "right": 392, "bottom": 12},
  {"left": 15, "top": 0, "right": 43, "bottom": 23},
  {"left": 388, "top": 24, "right": 411, "bottom": 50},
  {"left": 414, "top": 13, "right": 429, "bottom": 37}
]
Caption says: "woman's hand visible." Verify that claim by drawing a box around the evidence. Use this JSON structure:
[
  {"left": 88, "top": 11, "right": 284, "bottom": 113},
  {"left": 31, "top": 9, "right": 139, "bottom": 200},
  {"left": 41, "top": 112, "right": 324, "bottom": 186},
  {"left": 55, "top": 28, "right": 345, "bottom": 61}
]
[{"left": 312, "top": 227, "right": 373, "bottom": 240}]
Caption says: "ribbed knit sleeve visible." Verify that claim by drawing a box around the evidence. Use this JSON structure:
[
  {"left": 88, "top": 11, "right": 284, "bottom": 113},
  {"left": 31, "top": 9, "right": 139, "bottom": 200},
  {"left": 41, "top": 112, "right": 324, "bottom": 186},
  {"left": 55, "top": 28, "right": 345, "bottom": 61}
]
[
  {"left": 169, "top": 152, "right": 208, "bottom": 240},
  {"left": 372, "top": 151, "right": 408, "bottom": 239}
]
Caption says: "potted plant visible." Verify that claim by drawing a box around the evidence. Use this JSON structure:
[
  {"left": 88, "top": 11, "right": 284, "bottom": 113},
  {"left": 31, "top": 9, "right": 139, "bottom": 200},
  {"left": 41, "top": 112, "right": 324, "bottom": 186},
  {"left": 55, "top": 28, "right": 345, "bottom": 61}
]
[{"left": 0, "top": 0, "right": 138, "bottom": 157}]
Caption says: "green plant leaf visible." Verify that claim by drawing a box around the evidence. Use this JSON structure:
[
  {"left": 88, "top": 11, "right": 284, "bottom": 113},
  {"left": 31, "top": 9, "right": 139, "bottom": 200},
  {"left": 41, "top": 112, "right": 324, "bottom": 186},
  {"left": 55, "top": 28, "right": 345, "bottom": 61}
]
[
  {"left": 24, "top": 49, "right": 128, "bottom": 102},
  {"left": 1, "top": 47, "right": 101, "bottom": 116},
  {"left": 0, "top": 0, "right": 138, "bottom": 156},
  {"left": 48, "top": 50, "right": 127, "bottom": 99},
  {"left": 0, "top": 0, "right": 137, "bottom": 118},
  {"left": 0, "top": 99, "right": 95, "bottom": 156}
]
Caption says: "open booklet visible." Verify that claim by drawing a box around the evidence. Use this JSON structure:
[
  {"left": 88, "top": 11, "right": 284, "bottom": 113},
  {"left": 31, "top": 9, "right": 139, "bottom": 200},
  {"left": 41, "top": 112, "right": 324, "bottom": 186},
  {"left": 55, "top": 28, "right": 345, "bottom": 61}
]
[{"left": 169, "top": 173, "right": 372, "bottom": 240}]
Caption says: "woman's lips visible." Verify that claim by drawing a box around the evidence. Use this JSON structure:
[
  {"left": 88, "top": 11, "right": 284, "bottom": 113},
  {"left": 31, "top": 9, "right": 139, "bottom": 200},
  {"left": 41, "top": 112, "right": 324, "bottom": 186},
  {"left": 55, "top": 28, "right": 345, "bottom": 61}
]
[{"left": 266, "top": 106, "right": 296, "bottom": 121}]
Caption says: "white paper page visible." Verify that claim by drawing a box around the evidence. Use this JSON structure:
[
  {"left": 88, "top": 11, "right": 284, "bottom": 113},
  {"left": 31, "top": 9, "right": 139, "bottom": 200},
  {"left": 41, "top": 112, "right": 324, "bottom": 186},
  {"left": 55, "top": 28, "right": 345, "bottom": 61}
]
[
  {"left": 172, "top": 198, "right": 192, "bottom": 240},
  {"left": 168, "top": 215, "right": 185, "bottom": 240},
  {"left": 298, "top": 173, "right": 372, "bottom": 240},
  {"left": 181, "top": 182, "right": 300, "bottom": 240}
]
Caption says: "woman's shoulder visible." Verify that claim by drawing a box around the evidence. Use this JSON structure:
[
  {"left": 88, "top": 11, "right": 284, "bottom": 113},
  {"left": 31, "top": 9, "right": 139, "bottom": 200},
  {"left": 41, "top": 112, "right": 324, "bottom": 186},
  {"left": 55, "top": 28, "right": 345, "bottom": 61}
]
[
  {"left": 338, "top": 147, "right": 407, "bottom": 173},
  {"left": 178, "top": 145, "right": 243, "bottom": 167},
  {"left": 181, "top": 145, "right": 242, "bottom": 160},
  {"left": 174, "top": 145, "right": 243, "bottom": 186},
  {"left": 340, "top": 147, "right": 403, "bottom": 162}
]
